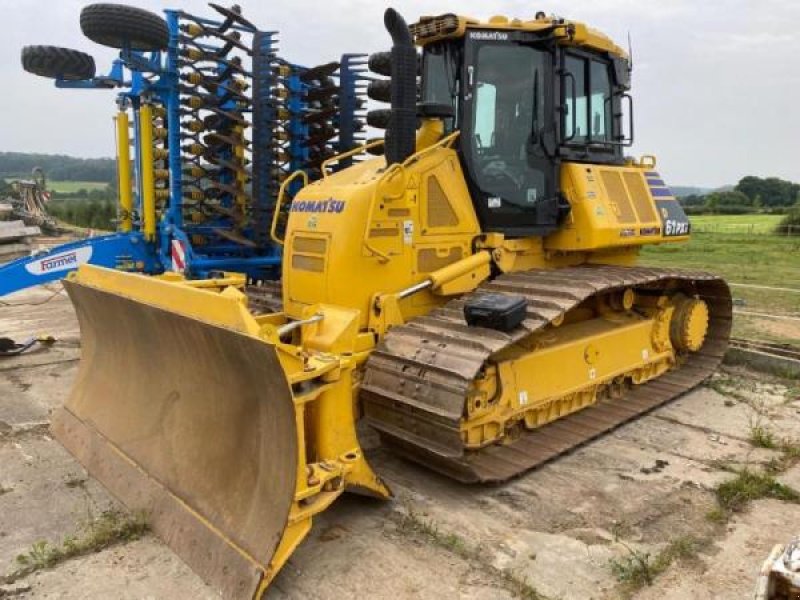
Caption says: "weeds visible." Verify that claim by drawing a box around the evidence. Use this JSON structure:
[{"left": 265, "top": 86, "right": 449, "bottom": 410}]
[
  {"left": 705, "top": 507, "right": 728, "bottom": 524},
  {"left": 395, "top": 507, "right": 544, "bottom": 600},
  {"left": 786, "top": 386, "right": 800, "bottom": 402},
  {"left": 707, "top": 430, "right": 800, "bottom": 523},
  {"left": 609, "top": 545, "right": 656, "bottom": 588},
  {"left": 714, "top": 469, "right": 799, "bottom": 516},
  {"left": 763, "top": 438, "right": 800, "bottom": 474},
  {"left": 749, "top": 425, "right": 777, "bottom": 449},
  {"left": 397, "top": 509, "right": 469, "bottom": 558},
  {"left": 6, "top": 509, "right": 148, "bottom": 583},
  {"left": 609, "top": 536, "right": 703, "bottom": 592}
]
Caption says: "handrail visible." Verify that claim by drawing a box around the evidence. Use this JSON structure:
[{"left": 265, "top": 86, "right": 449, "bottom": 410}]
[
  {"left": 362, "top": 163, "right": 403, "bottom": 263},
  {"left": 322, "top": 139, "right": 386, "bottom": 178},
  {"left": 270, "top": 170, "right": 309, "bottom": 246},
  {"left": 402, "top": 130, "right": 460, "bottom": 167}
]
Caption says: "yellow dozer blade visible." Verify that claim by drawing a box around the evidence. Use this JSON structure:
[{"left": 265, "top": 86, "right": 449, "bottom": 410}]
[
  {"left": 54, "top": 275, "right": 297, "bottom": 597},
  {"left": 52, "top": 265, "right": 388, "bottom": 599}
]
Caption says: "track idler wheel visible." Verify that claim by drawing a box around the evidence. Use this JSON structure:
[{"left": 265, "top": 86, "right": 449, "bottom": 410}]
[{"left": 670, "top": 294, "right": 710, "bottom": 352}]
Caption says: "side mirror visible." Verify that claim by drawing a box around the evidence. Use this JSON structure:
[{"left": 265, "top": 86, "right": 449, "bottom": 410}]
[
  {"left": 612, "top": 57, "right": 631, "bottom": 90},
  {"left": 618, "top": 93, "right": 634, "bottom": 146}
]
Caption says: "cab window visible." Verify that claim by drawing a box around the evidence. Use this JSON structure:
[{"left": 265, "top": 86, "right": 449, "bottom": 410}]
[
  {"left": 564, "top": 55, "right": 586, "bottom": 141},
  {"left": 564, "top": 54, "right": 613, "bottom": 144},
  {"left": 590, "top": 60, "right": 611, "bottom": 141}
]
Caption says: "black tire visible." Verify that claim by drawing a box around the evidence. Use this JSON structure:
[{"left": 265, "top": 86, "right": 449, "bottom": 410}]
[
  {"left": 368, "top": 52, "right": 392, "bottom": 77},
  {"left": 365, "top": 138, "right": 385, "bottom": 156},
  {"left": 367, "top": 79, "right": 391, "bottom": 103},
  {"left": 368, "top": 51, "right": 421, "bottom": 77},
  {"left": 21, "top": 45, "right": 95, "bottom": 80},
  {"left": 81, "top": 3, "right": 169, "bottom": 51},
  {"left": 366, "top": 108, "right": 391, "bottom": 129}
]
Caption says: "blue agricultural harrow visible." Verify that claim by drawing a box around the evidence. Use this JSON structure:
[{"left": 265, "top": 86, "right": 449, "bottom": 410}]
[{"left": 1, "top": 3, "right": 369, "bottom": 296}]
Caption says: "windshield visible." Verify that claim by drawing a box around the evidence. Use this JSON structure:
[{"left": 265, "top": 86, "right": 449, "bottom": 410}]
[{"left": 469, "top": 43, "right": 547, "bottom": 210}]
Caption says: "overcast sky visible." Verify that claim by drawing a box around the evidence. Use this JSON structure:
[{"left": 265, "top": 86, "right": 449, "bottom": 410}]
[{"left": 1, "top": 0, "right": 797, "bottom": 188}]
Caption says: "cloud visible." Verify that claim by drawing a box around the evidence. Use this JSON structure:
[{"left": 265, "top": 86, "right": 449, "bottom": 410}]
[{"left": 0, "top": 0, "right": 797, "bottom": 187}]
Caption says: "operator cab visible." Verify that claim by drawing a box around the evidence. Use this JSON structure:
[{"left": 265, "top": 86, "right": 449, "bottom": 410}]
[{"left": 416, "top": 16, "right": 633, "bottom": 236}]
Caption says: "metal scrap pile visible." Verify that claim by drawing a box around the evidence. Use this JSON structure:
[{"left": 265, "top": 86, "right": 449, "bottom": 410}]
[
  {"left": 9, "top": 172, "right": 59, "bottom": 234},
  {"left": 0, "top": 220, "right": 40, "bottom": 263}
]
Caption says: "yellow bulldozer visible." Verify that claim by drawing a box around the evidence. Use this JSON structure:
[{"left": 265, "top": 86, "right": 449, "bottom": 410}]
[{"left": 53, "top": 8, "right": 732, "bottom": 598}]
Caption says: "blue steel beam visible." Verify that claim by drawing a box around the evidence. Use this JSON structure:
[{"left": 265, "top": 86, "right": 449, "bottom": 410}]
[{"left": 0, "top": 233, "right": 160, "bottom": 297}]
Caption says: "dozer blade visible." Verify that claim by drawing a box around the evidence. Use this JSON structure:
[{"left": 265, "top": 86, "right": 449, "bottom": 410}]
[{"left": 52, "top": 272, "right": 297, "bottom": 599}]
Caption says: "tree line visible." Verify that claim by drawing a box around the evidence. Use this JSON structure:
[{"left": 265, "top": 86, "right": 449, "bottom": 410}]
[
  {"left": 48, "top": 198, "right": 116, "bottom": 231},
  {"left": 0, "top": 152, "right": 116, "bottom": 183},
  {"left": 680, "top": 176, "right": 800, "bottom": 215},
  {"left": 47, "top": 181, "right": 118, "bottom": 231}
]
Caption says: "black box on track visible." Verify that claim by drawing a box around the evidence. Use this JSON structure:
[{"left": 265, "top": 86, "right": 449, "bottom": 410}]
[{"left": 463, "top": 293, "right": 527, "bottom": 332}]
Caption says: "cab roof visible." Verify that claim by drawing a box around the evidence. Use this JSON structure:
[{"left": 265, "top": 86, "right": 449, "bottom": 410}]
[{"left": 410, "top": 13, "right": 628, "bottom": 59}]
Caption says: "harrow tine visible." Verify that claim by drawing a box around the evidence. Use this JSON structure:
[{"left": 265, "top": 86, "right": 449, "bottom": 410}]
[
  {"left": 300, "top": 61, "right": 340, "bottom": 83},
  {"left": 208, "top": 3, "right": 258, "bottom": 32}
]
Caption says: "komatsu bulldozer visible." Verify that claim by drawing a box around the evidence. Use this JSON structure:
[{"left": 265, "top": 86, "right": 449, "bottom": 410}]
[{"left": 52, "top": 8, "right": 731, "bottom": 598}]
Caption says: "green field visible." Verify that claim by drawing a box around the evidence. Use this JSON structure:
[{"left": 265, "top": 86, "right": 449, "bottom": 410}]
[
  {"left": 688, "top": 214, "right": 783, "bottom": 234},
  {"left": 47, "top": 180, "right": 108, "bottom": 193},
  {"left": 641, "top": 227, "right": 800, "bottom": 347}
]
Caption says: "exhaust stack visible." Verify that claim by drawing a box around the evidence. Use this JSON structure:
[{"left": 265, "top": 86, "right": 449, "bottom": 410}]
[{"left": 383, "top": 8, "right": 416, "bottom": 165}]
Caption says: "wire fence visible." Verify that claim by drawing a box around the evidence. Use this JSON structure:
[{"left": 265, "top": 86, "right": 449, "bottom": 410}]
[{"left": 691, "top": 223, "right": 798, "bottom": 236}]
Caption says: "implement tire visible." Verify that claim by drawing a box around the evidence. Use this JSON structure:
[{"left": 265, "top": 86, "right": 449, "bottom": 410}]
[
  {"left": 81, "top": 3, "right": 169, "bottom": 51},
  {"left": 366, "top": 108, "right": 391, "bottom": 129},
  {"left": 21, "top": 46, "right": 95, "bottom": 80},
  {"left": 367, "top": 79, "right": 391, "bottom": 103}
]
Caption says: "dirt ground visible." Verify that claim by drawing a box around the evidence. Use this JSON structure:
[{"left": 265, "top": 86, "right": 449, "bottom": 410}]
[{"left": 2, "top": 285, "right": 800, "bottom": 599}]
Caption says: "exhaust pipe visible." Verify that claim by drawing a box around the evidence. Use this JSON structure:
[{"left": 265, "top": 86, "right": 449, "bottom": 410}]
[{"left": 383, "top": 8, "right": 416, "bottom": 165}]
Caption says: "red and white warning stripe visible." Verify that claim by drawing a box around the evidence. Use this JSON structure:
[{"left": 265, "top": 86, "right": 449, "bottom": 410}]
[{"left": 171, "top": 239, "right": 186, "bottom": 273}]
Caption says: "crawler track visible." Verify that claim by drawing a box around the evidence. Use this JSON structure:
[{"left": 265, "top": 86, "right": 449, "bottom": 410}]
[
  {"left": 246, "top": 280, "right": 283, "bottom": 314},
  {"left": 361, "top": 265, "right": 732, "bottom": 483}
]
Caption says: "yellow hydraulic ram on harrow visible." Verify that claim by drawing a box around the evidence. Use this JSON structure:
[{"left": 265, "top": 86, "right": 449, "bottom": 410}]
[{"left": 54, "top": 8, "right": 731, "bottom": 598}]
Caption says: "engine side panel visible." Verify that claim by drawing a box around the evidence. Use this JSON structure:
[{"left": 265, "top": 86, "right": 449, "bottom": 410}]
[{"left": 545, "top": 162, "right": 690, "bottom": 252}]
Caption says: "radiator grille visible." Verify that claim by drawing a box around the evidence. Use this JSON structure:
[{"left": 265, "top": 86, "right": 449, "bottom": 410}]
[
  {"left": 623, "top": 172, "right": 658, "bottom": 223},
  {"left": 427, "top": 176, "right": 458, "bottom": 227},
  {"left": 600, "top": 171, "right": 636, "bottom": 224}
]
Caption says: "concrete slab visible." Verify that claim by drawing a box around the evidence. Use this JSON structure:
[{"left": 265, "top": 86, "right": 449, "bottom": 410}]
[
  {"left": 634, "top": 500, "right": 800, "bottom": 600},
  {"left": 2, "top": 287, "right": 799, "bottom": 600},
  {"left": 0, "top": 436, "right": 116, "bottom": 571},
  {"left": 12, "top": 537, "right": 216, "bottom": 600}
]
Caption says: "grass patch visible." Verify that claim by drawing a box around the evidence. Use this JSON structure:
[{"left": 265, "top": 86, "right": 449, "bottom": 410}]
[
  {"left": 397, "top": 509, "right": 469, "bottom": 557},
  {"left": 714, "top": 470, "right": 799, "bottom": 516},
  {"left": 763, "top": 439, "right": 800, "bottom": 475},
  {"left": 640, "top": 230, "right": 800, "bottom": 333},
  {"left": 706, "top": 375, "right": 762, "bottom": 406},
  {"left": 705, "top": 507, "right": 728, "bottom": 524},
  {"left": 749, "top": 425, "right": 777, "bottom": 449},
  {"left": 47, "top": 180, "right": 108, "bottom": 193},
  {"left": 395, "top": 507, "right": 544, "bottom": 600},
  {"left": 689, "top": 214, "right": 783, "bottom": 234},
  {"left": 610, "top": 535, "right": 704, "bottom": 592},
  {"left": 4, "top": 509, "right": 147, "bottom": 583}
]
